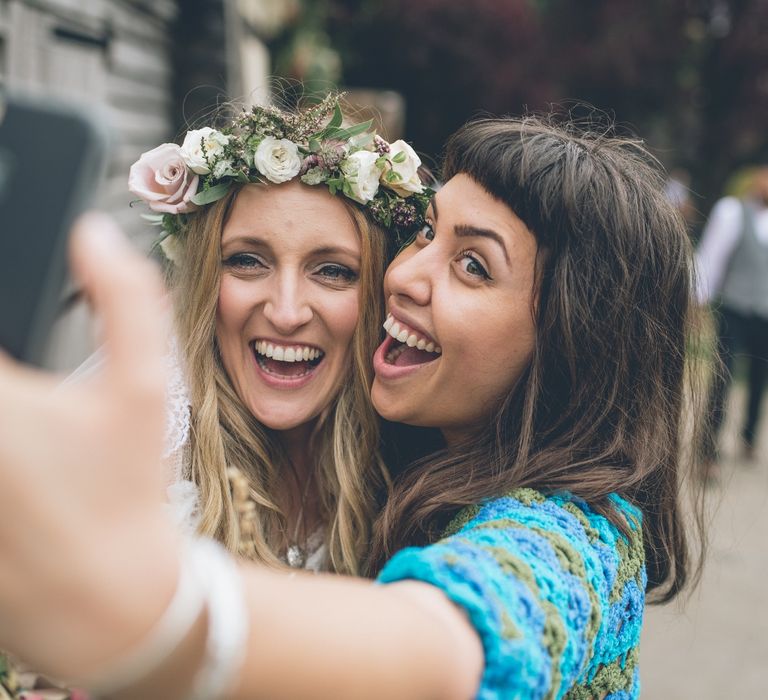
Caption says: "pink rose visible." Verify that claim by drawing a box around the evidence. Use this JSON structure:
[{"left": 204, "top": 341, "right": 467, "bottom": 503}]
[{"left": 128, "top": 143, "right": 199, "bottom": 214}]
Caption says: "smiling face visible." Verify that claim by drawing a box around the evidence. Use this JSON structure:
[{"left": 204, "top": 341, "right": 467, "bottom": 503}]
[
  {"left": 216, "top": 181, "right": 362, "bottom": 433},
  {"left": 371, "top": 173, "right": 539, "bottom": 440}
]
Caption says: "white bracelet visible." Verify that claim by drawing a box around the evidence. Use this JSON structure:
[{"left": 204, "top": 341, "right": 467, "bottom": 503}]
[
  {"left": 85, "top": 538, "right": 248, "bottom": 700},
  {"left": 86, "top": 539, "right": 207, "bottom": 696},
  {"left": 186, "top": 538, "right": 249, "bottom": 700}
]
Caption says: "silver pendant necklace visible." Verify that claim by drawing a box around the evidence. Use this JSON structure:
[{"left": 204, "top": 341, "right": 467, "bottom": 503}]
[
  {"left": 285, "top": 472, "right": 314, "bottom": 569},
  {"left": 286, "top": 543, "right": 306, "bottom": 568}
]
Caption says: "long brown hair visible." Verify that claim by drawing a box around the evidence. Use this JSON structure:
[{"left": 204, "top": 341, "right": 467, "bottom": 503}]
[
  {"left": 171, "top": 183, "right": 390, "bottom": 575},
  {"left": 369, "top": 116, "right": 705, "bottom": 602}
]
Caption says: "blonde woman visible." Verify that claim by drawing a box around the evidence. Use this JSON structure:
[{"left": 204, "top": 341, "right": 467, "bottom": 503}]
[{"left": 127, "top": 94, "right": 432, "bottom": 575}]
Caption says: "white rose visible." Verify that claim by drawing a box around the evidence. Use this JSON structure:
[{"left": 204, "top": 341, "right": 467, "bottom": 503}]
[
  {"left": 180, "top": 127, "right": 230, "bottom": 175},
  {"left": 382, "top": 139, "right": 424, "bottom": 196},
  {"left": 253, "top": 137, "right": 302, "bottom": 184},
  {"left": 341, "top": 150, "right": 381, "bottom": 204},
  {"left": 159, "top": 234, "right": 183, "bottom": 264}
]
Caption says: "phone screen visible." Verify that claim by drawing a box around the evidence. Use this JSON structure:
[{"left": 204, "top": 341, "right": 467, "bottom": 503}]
[{"left": 0, "top": 93, "right": 106, "bottom": 365}]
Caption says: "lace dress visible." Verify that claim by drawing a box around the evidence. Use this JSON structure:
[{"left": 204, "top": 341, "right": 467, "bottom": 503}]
[{"left": 64, "top": 340, "right": 328, "bottom": 571}]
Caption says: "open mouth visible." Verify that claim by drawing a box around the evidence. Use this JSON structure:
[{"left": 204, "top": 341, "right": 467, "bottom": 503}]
[
  {"left": 252, "top": 340, "right": 325, "bottom": 379},
  {"left": 382, "top": 314, "right": 441, "bottom": 367}
]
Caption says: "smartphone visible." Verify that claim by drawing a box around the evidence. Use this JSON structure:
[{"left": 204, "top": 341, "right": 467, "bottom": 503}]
[{"left": 0, "top": 90, "right": 107, "bottom": 365}]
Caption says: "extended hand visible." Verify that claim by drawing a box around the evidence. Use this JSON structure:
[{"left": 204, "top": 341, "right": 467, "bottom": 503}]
[{"left": 0, "top": 214, "right": 180, "bottom": 681}]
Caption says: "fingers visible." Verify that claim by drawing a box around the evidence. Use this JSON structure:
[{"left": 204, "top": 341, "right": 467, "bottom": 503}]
[
  {"left": 0, "top": 347, "right": 57, "bottom": 405},
  {"left": 69, "top": 213, "right": 169, "bottom": 399}
]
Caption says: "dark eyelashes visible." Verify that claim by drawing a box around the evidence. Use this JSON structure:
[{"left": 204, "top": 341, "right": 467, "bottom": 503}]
[
  {"left": 316, "top": 264, "right": 359, "bottom": 283},
  {"left": 458, "top": 250, "right": 492, "bottom": 280},
  {"left": 417, "top": 220, "right": 491, "bottom": 281},
  {"left": 222, "top": 253, "right": 264, "bottom": 269},
  {"left": 221, "top": 255, "right": 358, "bottom": 283}
]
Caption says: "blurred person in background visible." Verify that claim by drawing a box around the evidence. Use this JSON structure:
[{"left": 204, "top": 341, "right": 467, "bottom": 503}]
[
  {"left": 665, "top": 167, "right": 696, "bottom": 228},
  {"left": 696, "top": 161, "right": 768, "bottom": 479}
]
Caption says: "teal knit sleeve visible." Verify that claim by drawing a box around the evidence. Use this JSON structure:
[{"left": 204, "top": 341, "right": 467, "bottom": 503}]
[{"left": 377, "top": 489, "right": 646, "bottom": 700}]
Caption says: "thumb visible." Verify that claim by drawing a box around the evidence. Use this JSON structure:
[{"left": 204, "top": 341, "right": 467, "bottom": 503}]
[{"left": 69, "top": 213, "right": 169, "bottom": 399}]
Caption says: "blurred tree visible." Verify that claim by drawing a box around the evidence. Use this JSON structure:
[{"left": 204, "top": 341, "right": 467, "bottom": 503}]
[
  {"left": 324, "top": 0, "right": 768, "bottom": 226},
  {"left": 328, "top": 0, "right": 553, "bottom": 166},
  {"left": 540, "top": 0, "right": 768, "bottom": 224}
]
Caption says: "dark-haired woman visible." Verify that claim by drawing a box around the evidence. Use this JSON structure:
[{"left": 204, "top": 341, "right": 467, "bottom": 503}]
[{"left": 0, "top": 116, "right": 702, "bottom": 699}]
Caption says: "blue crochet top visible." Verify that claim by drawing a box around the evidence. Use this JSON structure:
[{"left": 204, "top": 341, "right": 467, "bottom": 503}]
[{"left": 377, "top": 488, "right": 646, "bottom": 699}]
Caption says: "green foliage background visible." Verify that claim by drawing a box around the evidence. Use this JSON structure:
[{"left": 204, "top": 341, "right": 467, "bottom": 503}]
[{"left": 272, "top": 0, "right": 768, "bottom": 230}]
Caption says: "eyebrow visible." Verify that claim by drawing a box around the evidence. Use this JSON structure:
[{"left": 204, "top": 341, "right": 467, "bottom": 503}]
[
  {"left": 311, "top": 245, "right": 361, "bottom": 260},
  {"left": 429, "top": 195, "right": 510, "bottom": 263},
  {"left": 454, "top": 225, "right": 510, "bottom": 264}
]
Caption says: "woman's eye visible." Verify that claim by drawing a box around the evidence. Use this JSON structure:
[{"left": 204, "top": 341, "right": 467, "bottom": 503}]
[
  {"left": 222, "top": 253, "right": 266, "bottom": 270},
  {"left": 418, "top": 221, "right": 436, "bottom": 242},
  {"left": 458, "top": 252, "right": 491, "bottom": 280},
  {"left": 316, "top": 264, "right": 358, "bottom": 283}
]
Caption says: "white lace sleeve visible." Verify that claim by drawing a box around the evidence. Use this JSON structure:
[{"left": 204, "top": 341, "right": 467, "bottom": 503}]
[
  {"left": 162, "top": 337, "right": 201, "bottom": 536},
  {"left": 63, "top": 336, "right": 201, "bottom": 536},
  {"left": 163, "top": 336, "right": 192, "bottom": 481}
]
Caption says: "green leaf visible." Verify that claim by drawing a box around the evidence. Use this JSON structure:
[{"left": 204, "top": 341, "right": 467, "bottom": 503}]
[
  {"left": 385, "top": 170, "right": 403, "bottom": 183},
  {"left": 349, "top": 132, "right": 374, "bottom": 150},
  {"left": 308, "top": 138, "right": 321, "bottom": 152},
  {"left": 328, "top": 103, "right": 343, "bottom": 130},
  {"left": 301, "top": 167, "right": 330, "bottom": 186},
  {"left": 140, "top": 213, "right": 165, "bottom": 225},
  {"left": 326, "top": 176, "right": 344, "bottom": 196},
  {"left": 149, "top": 229, "right": 173, "bottom": 255},
  {"left": 324, "top": 119, "right": 374, "bottom": 141},
  {"left": 191, "top": 182, "right": 232, "bottom": 206},
  {"left": 392, "top": 150, "right": 407, "bottom": 164}
]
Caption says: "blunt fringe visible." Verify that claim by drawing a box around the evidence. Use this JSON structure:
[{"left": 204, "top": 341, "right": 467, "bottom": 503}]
[{"left": 369, "top": 116, "right": 706, "bottom": 602}]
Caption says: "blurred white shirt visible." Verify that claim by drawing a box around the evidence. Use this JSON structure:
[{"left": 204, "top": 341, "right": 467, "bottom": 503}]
[{"left": 695, "top": 196, "right": 768, "bottom": 305}]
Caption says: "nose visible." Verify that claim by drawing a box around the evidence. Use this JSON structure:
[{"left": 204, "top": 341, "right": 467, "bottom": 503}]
[
  {"left": 385, "top": 243, "right": 433, "bottom": 308},
  {"left": 262, "top": 271, "right": 313, "bottom": 334}
]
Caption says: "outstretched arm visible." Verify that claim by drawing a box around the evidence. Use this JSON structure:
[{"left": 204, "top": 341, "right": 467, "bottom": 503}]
[{"left": 0, "top": 215, "right": 483, "bottom": 700}]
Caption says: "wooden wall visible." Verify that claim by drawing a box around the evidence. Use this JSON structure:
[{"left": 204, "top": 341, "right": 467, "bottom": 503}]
[{"left": 1, "top": 0, "right": 274, "bottom": 370}]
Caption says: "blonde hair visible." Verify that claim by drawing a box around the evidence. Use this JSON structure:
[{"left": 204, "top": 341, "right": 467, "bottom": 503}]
[{"left": 170, "top": 184, "right": 389, "bottom": 575}]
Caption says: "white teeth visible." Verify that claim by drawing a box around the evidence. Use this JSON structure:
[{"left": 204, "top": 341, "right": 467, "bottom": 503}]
[
  {"left": 385, "top": 344, "right": 407, "bottom": 364},
  {"left": 385, "top": 315, "right": 441, "bottom": 356},
  {"left": 435, "top": 346, "right": 442, "bottom": 354},
  {"left": 255, "top": 342, "right": 323, "bottom": 363}
]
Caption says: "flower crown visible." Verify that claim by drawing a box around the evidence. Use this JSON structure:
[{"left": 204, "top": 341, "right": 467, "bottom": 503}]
[{"left": 128, "top": 93, "right": 433, "bottom": 260}]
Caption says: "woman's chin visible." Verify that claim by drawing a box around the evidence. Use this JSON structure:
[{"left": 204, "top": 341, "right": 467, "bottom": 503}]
[
  {"left": 248, "top": 403, "right": 318, "bottom": 434},
  {"left": 371, "top": 381, "right": 424, "bottom": 426}
]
